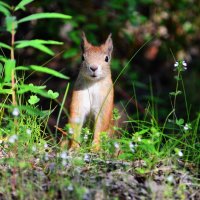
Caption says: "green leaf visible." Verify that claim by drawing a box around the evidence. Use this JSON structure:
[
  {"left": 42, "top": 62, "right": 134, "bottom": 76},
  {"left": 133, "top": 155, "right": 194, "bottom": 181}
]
[
  {"left": 176, "top": 118, "right": 184, "bottom": 126},
  {"left": 17, "top": 43, "right": 54, "bottom": 55},
  {"left": 17, "top": 83, "right": 47, "bottom": 96},
  {"left": 15, "top": 40, "right": 63, "bottom": 55},
  {"left": 28, "top": 95, "right": 40, "bottom": 105},
  {"left": 15, "top": 0, "right": 34, "bottom": 11},
  {"left": 4, "top": 59, "right": 15, "bottom": 83},
  {"left": 16, "top": 65, "right": 69, "bottom": 79},
  {"left": 0, "top": 55, "right": 8, "bottom": 63},
  {"left": 0, "top": 4, "right": 10, "bottom": 16},
  {"left": 63, "top": 48, "right": 78, "bottom": 59},
  {"left": 169, "top": 91, "right": 182, "bottom": 96},
  {"left": 0, "top": 2, "right": 11, "bottom": 9},
  {"left": 47, "top": 90, "right": 59, "bottom": 99},
  {"left": 15, "top": 39, "right": 63, "bottom": 46},
  {"left": 18, "top": 13, "right": 72, "bottom": 24},
  {"left": 0, "top": 63, "right": 3, "bottom": 74},
  {"left": 5, "top": 16, "right": 18, "bottom": 33},
  {"left": 0, "top": 42, "right": 11, "bottom": 50}
]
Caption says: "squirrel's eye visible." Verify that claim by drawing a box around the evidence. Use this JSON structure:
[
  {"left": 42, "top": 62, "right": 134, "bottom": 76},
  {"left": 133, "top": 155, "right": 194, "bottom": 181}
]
[
  {"left": 82, "top": 55, "right": 85, "bottom": 61},
  {"left": 105, "top": 56, "right": 109, "bottom": 62}
]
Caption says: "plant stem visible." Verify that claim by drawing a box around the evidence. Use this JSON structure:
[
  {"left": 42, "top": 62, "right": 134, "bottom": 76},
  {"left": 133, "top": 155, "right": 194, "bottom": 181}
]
[{"left": 11, "top": 22, "right": 17, "bottom": 106}]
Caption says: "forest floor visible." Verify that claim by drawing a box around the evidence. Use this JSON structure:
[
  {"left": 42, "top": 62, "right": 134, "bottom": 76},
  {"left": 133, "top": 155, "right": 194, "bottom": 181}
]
[{"left": 0, "top": 150, "right": 200, "bottom": 200}]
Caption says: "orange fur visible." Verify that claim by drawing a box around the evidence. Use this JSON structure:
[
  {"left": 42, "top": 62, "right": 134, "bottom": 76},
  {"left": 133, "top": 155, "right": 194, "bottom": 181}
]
[{"left": 69, "top": 32, "right": 114, "bottom": 151}]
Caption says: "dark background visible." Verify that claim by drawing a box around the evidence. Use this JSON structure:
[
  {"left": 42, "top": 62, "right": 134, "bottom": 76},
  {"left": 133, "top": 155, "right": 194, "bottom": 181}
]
[{"left": 1, "top": 0, "right": 200, "bottom": 129}]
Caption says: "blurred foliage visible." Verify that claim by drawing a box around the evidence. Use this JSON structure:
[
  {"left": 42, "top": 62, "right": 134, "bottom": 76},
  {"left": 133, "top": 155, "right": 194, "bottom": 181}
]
[{"left": 1, "top": 0, "right": 200, "bottom": 125}]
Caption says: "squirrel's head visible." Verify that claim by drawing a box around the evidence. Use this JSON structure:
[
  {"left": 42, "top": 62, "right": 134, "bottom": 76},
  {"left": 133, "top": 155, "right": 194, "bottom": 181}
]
[{"left": 80, "top": 32, "right": 113, "bottom": 81}]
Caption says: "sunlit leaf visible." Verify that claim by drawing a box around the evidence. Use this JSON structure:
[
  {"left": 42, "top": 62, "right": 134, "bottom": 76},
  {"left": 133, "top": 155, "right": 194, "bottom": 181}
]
[
  {"left": 18, "top": 12, "right": 72, "bottom": 24},
  {"left": 16, "top": 65, "right": 69, "bottom": 79},
  {"left": 0, "top": 4, "right": 10, "bottom": 16},
  {"left": 28, "top": 95, "right": 40, "bottom": 105},
  {"left": 4, "top": 59, "right": 15, "bottom": 83},
  {"left": 47, "top": 90, "right": 59, "bottom": 99},
  {"left": 0, "top": 1, "right": 11, "bottom": 9},
  {"left": 15, "top": 0, "right": 34, "bottom": 11},
  {"left": 5, "top": 16, "right": 17, "bottom": 33},
  {"left": 15, "top": 40, "right": 63, "bottom": 55},
  {"left": 0, "top": 42, "right": 11, "bottom": 50}
]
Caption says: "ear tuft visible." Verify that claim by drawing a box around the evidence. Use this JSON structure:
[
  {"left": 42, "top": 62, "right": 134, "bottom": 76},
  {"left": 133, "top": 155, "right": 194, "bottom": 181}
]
[
  {"left": 81, "top": 31, "right": 91, "bottom": 52},
  {"left": 104, "top": 33, "right": 113, "bottom": 55}
]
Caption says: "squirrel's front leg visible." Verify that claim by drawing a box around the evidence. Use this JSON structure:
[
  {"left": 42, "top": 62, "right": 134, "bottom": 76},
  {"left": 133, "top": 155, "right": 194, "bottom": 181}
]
[
  {"left": 68, "top": 115, "right": 83, "bottom": 150},
  {"left": 92, "top": 108, "right": 112, "bottom": 152}
]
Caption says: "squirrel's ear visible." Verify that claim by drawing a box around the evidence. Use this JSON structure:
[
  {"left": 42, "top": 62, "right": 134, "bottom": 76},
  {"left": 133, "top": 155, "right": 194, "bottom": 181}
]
[
  {"left": 104, "top": 33, "right": 113, "bottom": 55},
  {"left": 81, "top": 32, "right": 91, "bottom": 52}
]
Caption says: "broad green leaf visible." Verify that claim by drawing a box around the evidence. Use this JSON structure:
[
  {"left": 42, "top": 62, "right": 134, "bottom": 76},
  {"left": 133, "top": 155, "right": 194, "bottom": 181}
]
[
  {"left": 5, "top": 16, "right": 18, "bottom": 33},
  {"left": 176, "top": 118, "right": 184, "bottom": 126},
  {"left": 17, "top": 83, "right": 46, "bottom": 95},
  {"left": 15, "top": 40, "right": 63, "bottom": 55},
  {"left": 19, "top": 43, "right": 54, "bottom": 55},
  {"left": 0, "top": 42, "right": 11, "bottom": 50},
  {"left": 4, "top": 59, "right": 15, "bottom": 83},
  {"left": 0, "top": 4, "right": 10, "bottom": 16},
  {"left": 28, "top": 95, "right": 40, "bottom": 105},
  {"left": 47, "top": 90, "right": 59, "bottom": 99},
  {"left": 15, "top": 0, "right": 34, "bottom": 11},
  {"left": 0, "top": 1, "right": 11, "bottom": 9},
  {"left": 16, "top": 65, "right": 69, "bottom": 79},
  {"left": 15, "top": 39, "right": 63, "bottom": 46},
  {"left": 0, "top": 55, "right": 8, "bottom": 63},
  {"left": 0, "top": 88, "right": 12, "bottom": 94},
  {"left": 18, "top": 13, "right": 72, "bottom": 24}
]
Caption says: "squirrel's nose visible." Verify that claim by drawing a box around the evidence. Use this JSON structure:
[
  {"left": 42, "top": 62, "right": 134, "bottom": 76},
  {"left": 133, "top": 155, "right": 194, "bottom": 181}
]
[{"left": 90, "top": 65, "right": 98, "bottom": 72}]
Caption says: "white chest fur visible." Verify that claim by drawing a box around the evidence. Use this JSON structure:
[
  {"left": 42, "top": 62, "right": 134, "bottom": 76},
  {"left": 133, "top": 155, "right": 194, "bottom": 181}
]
[{"left": 83, "top": 82, "right": 104, "bottom": 116}]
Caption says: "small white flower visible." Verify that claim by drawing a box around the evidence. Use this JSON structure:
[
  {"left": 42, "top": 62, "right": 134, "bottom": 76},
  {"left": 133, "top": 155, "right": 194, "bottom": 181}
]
[
  {"left": 67, "top": 184, "right": 73, "bottom": 191},
  {"left": 182, "top": 60, "right": 187, "bottom": 67},
  {"left": 114, "top": 142, "right": 120, "bottom": 149},
  {"left": 68, "top": 128, "right": 74, "bottom": 134},
  {"left": 178, "top": 150, "right": 183, "bottom": 157},
  {"left": 137, "top": 137, "right": 142, "bottom": 142},
  {"left": 26, "top": 129, "right": 32, "bottom": 135},
  {"left": 8, "top": 134, "right": 18, "bottom": 143},
  {"left": 60, "top": 151, "right": 68, "bottom": 159},
  {"left": 12, "top": 108, "right": 20, "bottom": 117},
  {"left": 62, "top": 159, "right": 67, "bottom": 166},
  {"left": 184, "top": 124, "right": 189, "bottom": 131},
  {"left": 174, "top": 61, "right": 179, "bottom": 67},
  {"left": 44, "top": 153, "right": 49, "bottom": 161},
  {"left": 129, "top": 142, "right": 135, "bottom": 153},
  {"left": 44, "top": 143, "right": 48, "bottom": 149},
  {"left": 84, "top": 153, "right": 90, "bottom": 163},
  {"left": 32, "top": 145, "right": 37, "bottom": 152},
  {"left": 167, "top": 174, "right": 174, "bottom": 183},
  {"left": 84, "top": 134, "right": 88, "bottom": 141}
]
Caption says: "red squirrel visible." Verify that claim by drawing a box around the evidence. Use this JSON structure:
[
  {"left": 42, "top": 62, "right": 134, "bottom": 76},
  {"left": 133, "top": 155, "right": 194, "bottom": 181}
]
[{"left": 68, "top": 32, "right": 114, "bottom": 151}]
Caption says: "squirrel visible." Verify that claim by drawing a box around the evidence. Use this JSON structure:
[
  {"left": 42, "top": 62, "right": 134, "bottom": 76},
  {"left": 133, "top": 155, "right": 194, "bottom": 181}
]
[{"left": 68, "top": 32, "right": 114, "bottom": 151}]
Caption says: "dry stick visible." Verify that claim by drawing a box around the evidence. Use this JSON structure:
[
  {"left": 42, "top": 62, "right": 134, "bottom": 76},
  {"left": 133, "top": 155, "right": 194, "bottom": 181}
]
[{"left": 54, "top": 125, "right": 81, "bottom": 146}]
